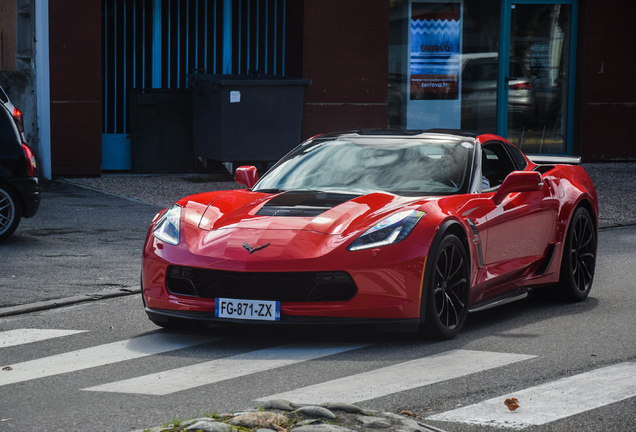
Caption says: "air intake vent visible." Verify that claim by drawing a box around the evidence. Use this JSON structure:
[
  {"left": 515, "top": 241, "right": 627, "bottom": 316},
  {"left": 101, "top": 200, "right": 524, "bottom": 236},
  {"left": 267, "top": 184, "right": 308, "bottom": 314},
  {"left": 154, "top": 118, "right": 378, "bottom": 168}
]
[
  {"left": 166, "top": 266, "right": 358, "bottom": 302},
  {"left": 256, "top": 205, "right": 330, "bottom": 217},
  {"left": 255, "top": 191, "right": 359, "bottom": 217}
]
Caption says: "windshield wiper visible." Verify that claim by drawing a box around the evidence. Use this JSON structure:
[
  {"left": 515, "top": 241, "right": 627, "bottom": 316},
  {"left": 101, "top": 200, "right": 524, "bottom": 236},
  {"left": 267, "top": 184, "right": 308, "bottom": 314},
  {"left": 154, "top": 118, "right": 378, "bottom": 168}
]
[{"left": 255, "top": 188, "right": 286, "bottom": 194}]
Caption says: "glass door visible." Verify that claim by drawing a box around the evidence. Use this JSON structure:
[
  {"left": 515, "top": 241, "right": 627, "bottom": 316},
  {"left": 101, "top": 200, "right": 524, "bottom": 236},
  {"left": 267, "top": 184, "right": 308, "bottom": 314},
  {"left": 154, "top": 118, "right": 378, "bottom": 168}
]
[{"left": 498, "top": 0, "right": 577, "bottom": 154}]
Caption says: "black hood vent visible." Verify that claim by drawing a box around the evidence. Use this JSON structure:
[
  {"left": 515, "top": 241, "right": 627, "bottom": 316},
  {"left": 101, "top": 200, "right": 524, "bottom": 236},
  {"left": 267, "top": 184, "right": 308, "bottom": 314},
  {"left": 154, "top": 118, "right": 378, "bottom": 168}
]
[{"left": 256, "top": 191, "right": 360, "bottom": 217}]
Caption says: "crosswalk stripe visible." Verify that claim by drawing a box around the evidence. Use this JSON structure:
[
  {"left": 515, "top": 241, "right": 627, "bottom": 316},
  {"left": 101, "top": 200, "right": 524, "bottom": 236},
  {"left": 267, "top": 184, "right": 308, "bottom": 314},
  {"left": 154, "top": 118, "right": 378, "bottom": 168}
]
[
  {"left": 0, "top": 333, "right": 219, "bottom": 387},
  {"left": 427, "top": 362, "right": 636, "bottom": 429},
  {"left": 0, "top": 329, "right": 87, "bottom": 348},
  {"left": 82, "top": 342, "right": 370, "bottom": 395},
  {"left": 257, "top": 349, "right": 535, "bottom": 405}
]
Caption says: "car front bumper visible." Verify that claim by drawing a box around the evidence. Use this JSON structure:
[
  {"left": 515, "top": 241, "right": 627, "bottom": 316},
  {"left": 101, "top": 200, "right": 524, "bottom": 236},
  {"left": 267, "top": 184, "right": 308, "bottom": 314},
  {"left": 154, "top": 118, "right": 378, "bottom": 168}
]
[{"left": 142, "top": 231, "right": 430, "bottom": 321}]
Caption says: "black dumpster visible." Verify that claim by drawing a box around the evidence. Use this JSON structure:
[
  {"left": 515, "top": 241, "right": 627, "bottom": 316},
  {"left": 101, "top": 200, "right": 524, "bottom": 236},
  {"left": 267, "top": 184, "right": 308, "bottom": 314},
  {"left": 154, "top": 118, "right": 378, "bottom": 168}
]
[
  {"left": 188, "top": 74, "right": 311, "bottom": 163},
  {"left": 130, "top": 89, "right": 194, "bottom": 174}
]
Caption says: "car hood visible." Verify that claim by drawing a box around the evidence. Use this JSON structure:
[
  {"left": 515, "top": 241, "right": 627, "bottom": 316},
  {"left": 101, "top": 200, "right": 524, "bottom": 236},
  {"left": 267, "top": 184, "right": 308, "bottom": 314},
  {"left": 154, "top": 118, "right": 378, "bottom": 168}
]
[{"left": 179, "top": 189, "right": 428, "bottom": 237}]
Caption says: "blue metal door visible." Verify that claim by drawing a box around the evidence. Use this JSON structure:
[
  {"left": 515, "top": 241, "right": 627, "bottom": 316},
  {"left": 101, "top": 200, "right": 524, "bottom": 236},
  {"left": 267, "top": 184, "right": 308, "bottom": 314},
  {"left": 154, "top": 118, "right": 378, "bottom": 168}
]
[{"left": 102, "top": 0, "right": 291, "bottom": 170}]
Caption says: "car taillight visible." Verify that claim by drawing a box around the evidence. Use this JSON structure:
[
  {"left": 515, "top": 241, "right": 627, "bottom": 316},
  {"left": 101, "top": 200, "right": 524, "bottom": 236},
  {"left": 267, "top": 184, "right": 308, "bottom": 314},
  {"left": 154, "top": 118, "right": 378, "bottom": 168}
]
[
  {"left": 13, "top": 107, "right": 24, "bottom": 133},
  {"left": 509, "top": 82, "right": 532, "bottom": 91},
  {"left": 22, "top": 143, "right": 37, "bottom": 177}
]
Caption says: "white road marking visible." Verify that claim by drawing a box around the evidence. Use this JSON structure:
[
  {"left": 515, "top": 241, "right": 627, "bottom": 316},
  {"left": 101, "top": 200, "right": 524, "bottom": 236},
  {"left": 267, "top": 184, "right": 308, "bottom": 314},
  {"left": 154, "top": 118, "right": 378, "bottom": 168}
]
[
  {"left": 0, "top": 329, "right": 87, "bottom": 348},
  {"left": 427, "top": 362, "right": 636, "bottom": 429},
  {"left": 257, "top": 349, "right": 535, "bottom": 405},
  {"left": 0, "top": 333, "right": 218, "bottom": 386},
  {"left": 83, "top": 342, "right": 369, "bottom": 395}
]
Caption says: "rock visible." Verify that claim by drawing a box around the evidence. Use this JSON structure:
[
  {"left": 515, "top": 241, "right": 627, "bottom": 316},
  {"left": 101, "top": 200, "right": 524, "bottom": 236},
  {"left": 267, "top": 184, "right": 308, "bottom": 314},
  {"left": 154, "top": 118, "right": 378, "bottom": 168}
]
[
  {"left": 182, "top": 418, "right": 206, "bottom": 427},
  {"left": 259, "top": 399, "right": 297, "bottom": 411},
  {"left": 255, "top": 429, "right": 277, "bottom": 432},
  {"left": 295, "top": 406, "right": 336, "bottom": 419},
  {"left": 229, "top": 411, "right": 289, "bottom": 429},
  {"left": 357, "top": 416, "right": 392, "bottom": 428},
  {"left": 321, "top": 402, "right": 367, "bottom": 414},
  {"left": 185, "top": 421, "right": 236, "bottom": 432},
  {"left": 297, "top": 419, "right": 323, "bottom": 426},
  {"left": 293, "top": 425, "right": 356, "bottom": 432}
]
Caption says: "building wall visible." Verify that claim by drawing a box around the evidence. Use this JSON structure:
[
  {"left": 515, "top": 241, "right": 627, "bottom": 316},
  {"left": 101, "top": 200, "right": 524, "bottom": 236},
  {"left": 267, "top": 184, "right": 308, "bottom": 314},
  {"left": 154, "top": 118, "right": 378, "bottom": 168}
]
[
  {"left": 49, "top": 0, "right": 102, "bottom": 175},
  {"left": 577, "top": 0, "right": 636, "bottom": 160},
  {"left": 37, "top": 0, "right": 636, "bottom": 176},
  {"left": 0, "top": 0, "right": 38, "bottom": 157},
  {"left": 301, "top": 0, "right": 389, "bottom": 139}
]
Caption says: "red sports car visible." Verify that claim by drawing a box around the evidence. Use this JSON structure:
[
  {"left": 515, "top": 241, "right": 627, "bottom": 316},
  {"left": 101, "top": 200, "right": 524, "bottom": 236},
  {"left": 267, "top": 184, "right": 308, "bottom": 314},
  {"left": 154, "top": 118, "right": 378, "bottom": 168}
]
[{"left": 142, "top": 130, "right": 597, "bottom": 339}]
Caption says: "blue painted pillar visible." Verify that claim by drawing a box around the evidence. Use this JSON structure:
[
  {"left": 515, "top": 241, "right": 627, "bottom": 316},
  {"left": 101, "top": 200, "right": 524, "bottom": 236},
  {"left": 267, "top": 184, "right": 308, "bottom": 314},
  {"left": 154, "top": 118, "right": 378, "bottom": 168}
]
[
  {"left": 223, "top": 0, "right": 232, "bottom": 73},
  {"left": 152, "top": 0, "right": 162, "bottom": 88}
]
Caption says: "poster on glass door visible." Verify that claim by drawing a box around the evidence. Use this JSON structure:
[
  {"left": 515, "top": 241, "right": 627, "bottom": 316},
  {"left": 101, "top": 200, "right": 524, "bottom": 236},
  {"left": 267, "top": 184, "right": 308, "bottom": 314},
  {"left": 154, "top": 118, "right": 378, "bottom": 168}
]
[{"left": 410, "top": 2, "right": 461, "bottom": 100}]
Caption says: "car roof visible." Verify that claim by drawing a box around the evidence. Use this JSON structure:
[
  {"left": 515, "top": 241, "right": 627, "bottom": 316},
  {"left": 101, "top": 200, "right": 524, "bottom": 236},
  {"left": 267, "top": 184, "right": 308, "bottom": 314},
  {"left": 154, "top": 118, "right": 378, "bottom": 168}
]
[{"left": 313, "top": 129, "right": 479, "bottom": 142}]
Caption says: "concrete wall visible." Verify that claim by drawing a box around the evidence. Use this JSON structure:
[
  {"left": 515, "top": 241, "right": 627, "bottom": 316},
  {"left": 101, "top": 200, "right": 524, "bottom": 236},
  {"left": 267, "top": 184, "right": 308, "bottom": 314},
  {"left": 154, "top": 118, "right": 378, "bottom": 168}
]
[
  {"left": 0, "top": 0, "right": 38, "bottom": 156},
  {"left": 0, "top": 71, "right": 38, "bottom": 148}
]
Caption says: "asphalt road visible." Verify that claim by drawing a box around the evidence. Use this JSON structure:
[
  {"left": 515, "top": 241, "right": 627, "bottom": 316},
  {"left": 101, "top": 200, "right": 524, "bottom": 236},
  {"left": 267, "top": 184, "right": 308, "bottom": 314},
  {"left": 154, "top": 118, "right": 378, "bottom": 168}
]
[
  {"left": 0, "top": 183, "right": 635, "bottom": 432},
  {"left": 0, "top": 181, "right": 161, "bottom": 307}
]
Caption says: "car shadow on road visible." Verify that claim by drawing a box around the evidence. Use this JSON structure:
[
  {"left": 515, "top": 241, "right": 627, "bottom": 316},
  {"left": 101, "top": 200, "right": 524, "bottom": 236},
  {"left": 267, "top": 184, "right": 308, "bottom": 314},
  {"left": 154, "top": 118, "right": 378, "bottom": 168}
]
[
  {"left": 463, "top": 291, "right": 600, "bottom": 338},
  {"left": 138, "top": 288, "right": 600, "bottom": 358}
]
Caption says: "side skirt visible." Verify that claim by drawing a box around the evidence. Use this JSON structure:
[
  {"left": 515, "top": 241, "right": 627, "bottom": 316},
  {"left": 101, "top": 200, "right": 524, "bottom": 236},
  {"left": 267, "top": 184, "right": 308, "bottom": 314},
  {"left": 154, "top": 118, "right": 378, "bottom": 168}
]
[{"left": 468, "top": 292, "right": 528, "bottom": 313}]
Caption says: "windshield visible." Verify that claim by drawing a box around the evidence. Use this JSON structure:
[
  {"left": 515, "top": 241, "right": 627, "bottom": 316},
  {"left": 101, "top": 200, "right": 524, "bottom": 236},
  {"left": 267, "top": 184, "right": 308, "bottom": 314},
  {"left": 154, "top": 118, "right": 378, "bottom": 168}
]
[{"left": 253, "top": 137, "right": 474, "bottom": 196}]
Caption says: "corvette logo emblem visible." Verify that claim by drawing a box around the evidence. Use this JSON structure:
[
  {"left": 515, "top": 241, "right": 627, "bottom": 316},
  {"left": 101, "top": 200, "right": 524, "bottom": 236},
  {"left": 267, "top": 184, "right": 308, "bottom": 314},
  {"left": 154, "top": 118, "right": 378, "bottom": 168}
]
[{"left": 243, "top": 242, "right": 271, "bottom": 254}]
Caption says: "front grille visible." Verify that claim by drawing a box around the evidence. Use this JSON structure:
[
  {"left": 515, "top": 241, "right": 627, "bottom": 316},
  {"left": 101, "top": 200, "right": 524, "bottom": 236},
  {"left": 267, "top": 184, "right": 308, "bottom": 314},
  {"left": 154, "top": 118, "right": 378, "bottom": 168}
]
[{"left": 166, "top": 266, "right": 358, "bottom": 302}]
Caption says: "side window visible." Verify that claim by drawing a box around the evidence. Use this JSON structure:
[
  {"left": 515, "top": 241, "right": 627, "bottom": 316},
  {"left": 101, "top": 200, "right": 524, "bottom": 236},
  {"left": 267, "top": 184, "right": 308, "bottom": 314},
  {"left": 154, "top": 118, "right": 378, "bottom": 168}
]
[
  {"left": 481, "top": 142, "right": 516, "bottom": 189},
  {"left": 506, "top": 144, "right": 528, "bottom": 170}
]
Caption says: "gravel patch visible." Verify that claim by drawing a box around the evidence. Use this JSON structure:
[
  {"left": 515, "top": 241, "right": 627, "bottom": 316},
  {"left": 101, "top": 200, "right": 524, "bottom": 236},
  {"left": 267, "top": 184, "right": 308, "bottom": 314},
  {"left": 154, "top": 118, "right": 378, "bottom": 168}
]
[
  {"left": 582, "top": 163, "right": 636, "bottom": 226},
  {"left": 62, "top": 174, "right": 242, "bottom": 207}
]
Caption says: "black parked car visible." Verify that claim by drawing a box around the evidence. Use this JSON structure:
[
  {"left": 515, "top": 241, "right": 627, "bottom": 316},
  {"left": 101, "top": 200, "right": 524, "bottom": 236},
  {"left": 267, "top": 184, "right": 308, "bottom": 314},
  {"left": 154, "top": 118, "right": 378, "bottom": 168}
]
[{"left": 0, "top": 100, "right": 40, "bottom": 242}]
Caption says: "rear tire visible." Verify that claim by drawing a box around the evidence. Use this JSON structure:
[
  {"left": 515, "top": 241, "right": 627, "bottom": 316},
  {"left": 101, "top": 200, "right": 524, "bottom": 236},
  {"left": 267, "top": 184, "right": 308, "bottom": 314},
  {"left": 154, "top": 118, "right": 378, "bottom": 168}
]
[
  {"left": 0, "top": 184, "right": 21, "bottom": 243},
  {"left": 422, "top": 234, "right": 470, "bottom": 340},
  {"left": 558, "top": 207, "right": 596, "bottom": 301}
]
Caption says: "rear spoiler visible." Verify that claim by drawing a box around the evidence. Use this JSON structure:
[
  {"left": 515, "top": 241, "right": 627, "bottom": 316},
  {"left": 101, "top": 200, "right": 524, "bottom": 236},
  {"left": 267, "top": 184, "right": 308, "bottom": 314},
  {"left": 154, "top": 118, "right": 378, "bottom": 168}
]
[{"left": 527, "top": 155, "right": 581, "bottom": 165}]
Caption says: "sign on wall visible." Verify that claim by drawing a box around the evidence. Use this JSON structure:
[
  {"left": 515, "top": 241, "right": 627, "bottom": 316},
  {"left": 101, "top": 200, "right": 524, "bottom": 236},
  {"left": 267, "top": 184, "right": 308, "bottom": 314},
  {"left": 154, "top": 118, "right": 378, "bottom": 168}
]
[
  {"left": 407, "top": 1, "right": 463, "bottom": 129},
  {"left": 410, "top": 2, "right": 461, "bottom": 100}
]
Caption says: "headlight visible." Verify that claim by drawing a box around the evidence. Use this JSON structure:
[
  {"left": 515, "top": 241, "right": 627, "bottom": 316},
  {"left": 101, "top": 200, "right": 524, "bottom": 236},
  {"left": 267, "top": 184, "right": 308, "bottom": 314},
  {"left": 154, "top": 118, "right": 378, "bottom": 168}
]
[
  {"left": 348, "top": 210, "right": 425, "bottom": 251},
  {"left": 153, "top": 205, "right": 182, "bottom": 245}
]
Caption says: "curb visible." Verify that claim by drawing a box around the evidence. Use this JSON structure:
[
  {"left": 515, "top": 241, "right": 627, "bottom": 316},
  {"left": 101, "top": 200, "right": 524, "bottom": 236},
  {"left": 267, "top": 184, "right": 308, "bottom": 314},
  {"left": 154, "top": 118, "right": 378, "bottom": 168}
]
[
  {"left": 0, "top": 287, "right": 141, "bottom": 318},
  {"left": 598, "top": 221, "right": 636, "bottom": 231},
  {"left": 56, "top": 179, "right": 163, "bottom": 207}
]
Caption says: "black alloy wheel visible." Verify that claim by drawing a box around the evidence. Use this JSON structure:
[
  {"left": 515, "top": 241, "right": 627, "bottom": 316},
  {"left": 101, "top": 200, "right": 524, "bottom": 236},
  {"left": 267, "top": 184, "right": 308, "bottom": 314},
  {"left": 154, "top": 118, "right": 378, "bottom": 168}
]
[
  {"left": 559, "top": 207, "right": 596, "bottom": 300},
  {"left": 423, "top": 234, "right": 470, "bottom": 339},
  {"left": 0, "top": 185, "right": 21, "bottom": 243}
]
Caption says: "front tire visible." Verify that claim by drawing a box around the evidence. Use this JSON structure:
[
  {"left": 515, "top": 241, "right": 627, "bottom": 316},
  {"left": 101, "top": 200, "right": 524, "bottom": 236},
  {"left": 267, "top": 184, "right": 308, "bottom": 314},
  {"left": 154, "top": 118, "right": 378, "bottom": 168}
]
[
  {"left": 422, "top": 234, "right": 470, "bottom": 340},
  {"left": 558, "top": 207, "right": 596, "bottom": 301},
  {"left": 0, "top": 185, "right": 21, "bottom": 243}
]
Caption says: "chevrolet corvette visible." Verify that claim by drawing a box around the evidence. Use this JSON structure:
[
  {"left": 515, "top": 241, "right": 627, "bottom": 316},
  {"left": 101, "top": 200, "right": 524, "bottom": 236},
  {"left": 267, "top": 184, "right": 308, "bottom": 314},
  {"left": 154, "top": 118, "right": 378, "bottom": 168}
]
[{"left": 141, "top": 130, "right": 598, "bottom": 339}]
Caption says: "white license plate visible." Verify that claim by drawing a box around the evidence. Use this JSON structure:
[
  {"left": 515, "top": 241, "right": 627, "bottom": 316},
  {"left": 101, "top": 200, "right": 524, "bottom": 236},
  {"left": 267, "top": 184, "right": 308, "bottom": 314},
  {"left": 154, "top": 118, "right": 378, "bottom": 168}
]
[{"left": 215, "top": 298, "right": 280, "bottom": 321}]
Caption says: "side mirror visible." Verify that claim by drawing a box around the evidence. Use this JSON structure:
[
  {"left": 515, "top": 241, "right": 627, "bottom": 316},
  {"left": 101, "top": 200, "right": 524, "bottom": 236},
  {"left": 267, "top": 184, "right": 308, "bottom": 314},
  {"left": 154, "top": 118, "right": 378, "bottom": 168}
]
[
  {"left": 492, "top": 171, "right": 543, "bottom": 205},
  {"left": 234, "top": 166, "right": 259, "bottom": 189}
]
